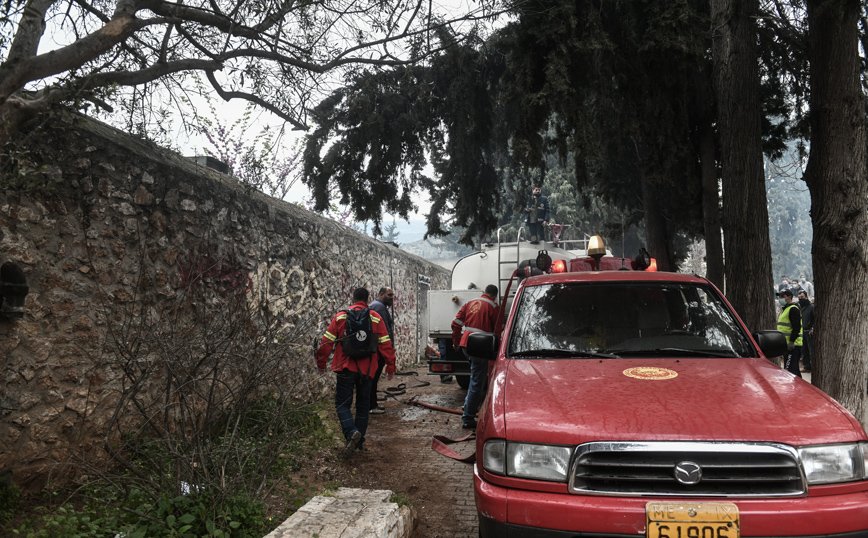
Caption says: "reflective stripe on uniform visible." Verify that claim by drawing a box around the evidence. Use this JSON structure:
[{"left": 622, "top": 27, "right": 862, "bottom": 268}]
[
  {"left": 371, "top": 316, "right": 381, "bottom": 324},
  {"left": 453, "top": 319, "right": 465, "bottom": 326},
  {"left": 378, "top": 335, "right": 391, "bottom": 343},
  {"left": 478, "top": 297, "right": 498, "bottom": 309},
  {"left": 324, "top": 331, "right": 337, "bottom": 341},
  {"left": 337, "top": 313, "right": 347, "bottom": 320},
  {"left": 462, "top": 326, "right": 494, "bottom": 336}
]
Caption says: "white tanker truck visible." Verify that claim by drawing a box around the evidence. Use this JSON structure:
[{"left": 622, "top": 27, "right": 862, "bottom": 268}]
[{"left": 426, "top": 227, "right": 602, "bottom": 388}]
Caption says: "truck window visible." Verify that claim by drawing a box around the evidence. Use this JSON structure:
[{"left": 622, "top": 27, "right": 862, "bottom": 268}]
[{"left": 507, "top": 282, "right": 755, "bottom": 357}]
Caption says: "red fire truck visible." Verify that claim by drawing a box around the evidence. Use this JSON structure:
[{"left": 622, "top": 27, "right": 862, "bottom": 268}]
[{"left": 465, "top": 237, "right": 868, "bottom": 537}]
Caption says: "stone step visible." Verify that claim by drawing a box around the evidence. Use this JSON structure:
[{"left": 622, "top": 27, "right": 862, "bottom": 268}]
[{"left": 265, "top": 487, "right": 418, "bottom": 538}]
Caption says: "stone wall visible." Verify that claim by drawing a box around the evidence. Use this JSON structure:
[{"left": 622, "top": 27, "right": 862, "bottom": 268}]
[{"left": 0, "top": 117, "right": 450, "bottom": 489}]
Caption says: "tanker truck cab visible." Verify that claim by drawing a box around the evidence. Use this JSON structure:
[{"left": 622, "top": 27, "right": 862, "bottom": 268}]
[{"left": 467, "top": 236, "right": 868, "bottom": 538}]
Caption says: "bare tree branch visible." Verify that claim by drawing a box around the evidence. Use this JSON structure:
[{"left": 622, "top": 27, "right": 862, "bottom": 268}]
[
  {"left": 89, "top": 58, "right": 223, "bottom": 86},
  {"left": 0, "top": 13, "right": 157, "bottom": 100},
  {"left": 0, "top": 0, "right": 501, "bottom": 142},
  {"left": 205, "top": 69, "right": 306, "bottom": 130},
  {"left": 158, "top": 22, "right": 173, "bottom": 63}
]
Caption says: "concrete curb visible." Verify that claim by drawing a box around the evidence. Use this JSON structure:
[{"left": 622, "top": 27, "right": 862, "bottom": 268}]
[{"left": 264, "top": 487, "right": 418, "bottom": 538}]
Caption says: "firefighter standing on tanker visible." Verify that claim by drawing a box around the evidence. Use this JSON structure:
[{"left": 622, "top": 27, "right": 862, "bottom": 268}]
[
  {"left": 452, "top": 284, "right": 499, "bottom": 429},
  {"left": 317, "top": 287, "right": 396, "bottom": 455}
]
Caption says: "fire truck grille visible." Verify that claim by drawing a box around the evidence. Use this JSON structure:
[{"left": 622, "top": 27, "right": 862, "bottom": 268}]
[{"left": 569, "top": 442, "right": 805, "bottom": 497}]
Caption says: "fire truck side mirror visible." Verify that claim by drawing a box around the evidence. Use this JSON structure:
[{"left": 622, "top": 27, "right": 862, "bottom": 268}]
[
  {"left": 467, "top": 332, "right": 497, "bottom": 360},
  {"left": 753, "top": 330, "right": 788, "bottom": 359}
]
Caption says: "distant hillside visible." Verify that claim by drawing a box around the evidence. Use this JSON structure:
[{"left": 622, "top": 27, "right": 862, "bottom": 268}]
[
  {"left": 399, "top": 236, "right": 475, "bottom": 262},
  {"left": 382, "top": 219, "right": 429, "bottom": 244}
]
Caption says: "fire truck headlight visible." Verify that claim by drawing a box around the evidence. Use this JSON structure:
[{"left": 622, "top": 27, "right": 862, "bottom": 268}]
[
  {"left": 507, "top": 443, "right": 572, "bottom": 482},
  {"left": 799, "top": 442, "right": 868, "bottom": 485}
]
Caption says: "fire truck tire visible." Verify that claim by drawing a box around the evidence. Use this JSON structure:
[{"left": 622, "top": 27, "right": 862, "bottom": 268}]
[{"left": 457, "top": 375, "right": 470, "bottom": 390}]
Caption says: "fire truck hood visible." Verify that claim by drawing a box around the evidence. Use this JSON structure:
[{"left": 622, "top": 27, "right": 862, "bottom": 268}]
[{"left": 500, "top": 357, "right": 863, "bottom": 447}]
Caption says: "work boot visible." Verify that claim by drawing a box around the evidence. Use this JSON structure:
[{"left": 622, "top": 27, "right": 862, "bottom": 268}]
[{"left": 344, "top": 430, "right": 361, "bottom": 456}]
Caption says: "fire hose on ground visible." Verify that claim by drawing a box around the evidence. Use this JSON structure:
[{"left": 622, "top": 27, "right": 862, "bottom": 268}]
[{"left": 372, "top": 370, "right": 478, "bottom": 463}]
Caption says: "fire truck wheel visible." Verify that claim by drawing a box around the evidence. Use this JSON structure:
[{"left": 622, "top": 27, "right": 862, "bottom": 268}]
[{"left": 457, "top": 375, "right": 470, "bottom": 390}]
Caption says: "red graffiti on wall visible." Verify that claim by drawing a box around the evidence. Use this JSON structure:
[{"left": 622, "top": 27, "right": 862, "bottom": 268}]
[
  {"left": 392, "top": 290, "right": 416, "bottom": 312},
  {"left": 340, "top": 272, "right": 356, "bottom": 304},
  {"left": 177, "top": 253, "right": 252, "bottom": 298}
]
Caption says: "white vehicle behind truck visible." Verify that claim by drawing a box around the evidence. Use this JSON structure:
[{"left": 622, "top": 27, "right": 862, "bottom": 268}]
[{"left": 427, "top": 228, "right": 600, "bottom": 388}]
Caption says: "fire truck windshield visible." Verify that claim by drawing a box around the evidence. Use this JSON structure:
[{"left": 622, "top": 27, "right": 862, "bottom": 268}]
[{"left": 507, "top": 281, "right": 756, "bottom": 358}]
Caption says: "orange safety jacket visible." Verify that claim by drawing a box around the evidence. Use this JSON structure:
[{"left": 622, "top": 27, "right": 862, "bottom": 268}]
[
  {"left": 452, "top": 294, "right": 499, "bottom": 349},
  {"left": 316, "top": 301, "right": 396, "bottom": 377}
]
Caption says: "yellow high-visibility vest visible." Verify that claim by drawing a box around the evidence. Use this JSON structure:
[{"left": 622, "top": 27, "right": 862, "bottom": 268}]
[{"left": 777, "top": 304, "right": 803, "bottom": 347}]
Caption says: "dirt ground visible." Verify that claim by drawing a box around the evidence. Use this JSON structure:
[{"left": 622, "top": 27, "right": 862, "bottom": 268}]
[{"left": 307, "top": 364, "right": 480, "bottom": 538}]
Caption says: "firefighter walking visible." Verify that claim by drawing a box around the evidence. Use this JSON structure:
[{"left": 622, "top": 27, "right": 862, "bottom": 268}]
[{"left": 317, "top": 287, "right": 396, "bottom": 454}]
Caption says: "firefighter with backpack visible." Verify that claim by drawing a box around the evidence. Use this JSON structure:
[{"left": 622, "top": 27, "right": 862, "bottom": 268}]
[{"left": 317, "top": 287, "right": 396, "bottom": 455}]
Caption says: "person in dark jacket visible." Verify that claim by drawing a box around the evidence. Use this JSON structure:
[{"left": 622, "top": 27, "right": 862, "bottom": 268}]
[
  {"left": 368, "top": 287, "right": 395, "bottom": 414},
  {"left": 798, "top": 290, "right": 814, "bottom": 372},
  {"left": 524, "top": 186, "right": 550, "bottom": 244}
]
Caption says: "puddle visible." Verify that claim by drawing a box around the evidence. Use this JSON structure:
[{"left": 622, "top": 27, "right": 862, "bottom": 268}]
[{"left": 399, "top": 406, "right": 430, "bottom": 421}]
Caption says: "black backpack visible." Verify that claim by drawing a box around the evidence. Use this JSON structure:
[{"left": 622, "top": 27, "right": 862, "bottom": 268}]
[{"left": 339, "top": 307, "right": 379, "bottom": 358}]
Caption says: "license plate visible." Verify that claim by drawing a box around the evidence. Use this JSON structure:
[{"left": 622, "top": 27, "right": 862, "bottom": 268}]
[{"left": 646, "top": 502, "right": 739, "bottom": 538}]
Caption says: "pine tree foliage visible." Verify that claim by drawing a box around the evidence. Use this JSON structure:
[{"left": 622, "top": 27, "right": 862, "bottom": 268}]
[
  {"left": 303, "top": 28, "right": 507, "bottom": 242},
  {"left": 303, "top": 64, "right": 437, "bottom": 237},
  {"left": 304, "top": 2, "right": 719, "bottom": 252}
]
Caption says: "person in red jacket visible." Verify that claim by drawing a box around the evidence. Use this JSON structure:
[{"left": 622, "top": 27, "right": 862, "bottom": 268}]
[
  {"left": 452, "top": 284, "right": 499, "bottom": 429},
  {"left": 317, "top": 287, "right": 396, "bottom": 454}
]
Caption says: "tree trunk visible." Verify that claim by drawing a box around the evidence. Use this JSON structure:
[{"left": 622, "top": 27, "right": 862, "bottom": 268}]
[
  {"left": 694, "top": 67, "right": 725, "bottom": 289},
  {"left": 803, "top": 0, "right": 868, "bottom": 426},
  {"left": 633, "top": 137, "right": 675, "bottom": 271},
  {"left": 641, "top": 173, "right": 674, "bottom": 272},
  {"left": 711, "top": 0, "right": 774, "bottom": 332}
]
